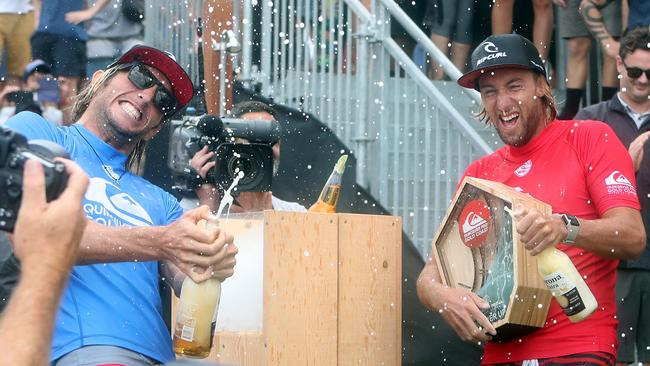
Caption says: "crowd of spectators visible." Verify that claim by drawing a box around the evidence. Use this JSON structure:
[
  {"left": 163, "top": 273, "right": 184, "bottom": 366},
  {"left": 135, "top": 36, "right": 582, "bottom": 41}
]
[{"left": 0, "top": 0, "right": 144, "bottom": 125}]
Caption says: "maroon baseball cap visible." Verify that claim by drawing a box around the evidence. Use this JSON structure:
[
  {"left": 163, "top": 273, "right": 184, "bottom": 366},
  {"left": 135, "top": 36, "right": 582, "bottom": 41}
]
[{"left": 108, "top": 45, "right": 194, "bottom": 110}]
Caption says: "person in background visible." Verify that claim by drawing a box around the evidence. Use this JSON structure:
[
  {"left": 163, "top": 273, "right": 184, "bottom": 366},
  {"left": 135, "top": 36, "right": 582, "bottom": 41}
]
[
  {"left": 492, "top": 0, "right": 554, "bottom": 64},
  {"left": 65, "top": 0, "right": 144, "bottom": 76},
  {"left": 31, "top": 0, "right": 111, "bottom": 123},
  {"left": 22, "top": 59, "right": 62, "bottom": 124},
  {"left": 579, "top": 0, "right": 650, "bottom": 60},
  {"left": 574, "top": 26, "right": 650, "bottom": 366},
  {"left": 0, "top": 158, "right": 89, "bottom": 365},
  {"left": 0, "top": 0, "right": 36, "bottom": 88},
  {"left": 417, "top": 33, "right": 645, "bottom": 365},
  {"left": 424, "top": 0, "right": 476, "bottom": 79},
  {"left": 187, "top": 101, "right": 307, "bottom": 213},
  {"left": 5, "top": 45, "right": 237, "bottom": 365},
  {"left": 554, "top": 0, "right": 621, "bottom": 119}
]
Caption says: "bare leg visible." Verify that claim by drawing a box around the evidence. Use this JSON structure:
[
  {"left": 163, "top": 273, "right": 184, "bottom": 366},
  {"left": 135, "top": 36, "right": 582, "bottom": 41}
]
[
  {"left": 450, "top": 42, "right": 472, "bottom": 74},
  {"left": 430, "top": 33, "right": 451, "bottom": 80},
  {"left": 532, "top": 0, "right": 553, "bottom": 62},
  {"left": 492, "top": 0, "right": 515, "bottom": 35},
  {"left": 566, "top": 37, "right": 591, "bottom": 89},
  {"left": 601, "top": 49, "right": 618, "bottom": 88}
]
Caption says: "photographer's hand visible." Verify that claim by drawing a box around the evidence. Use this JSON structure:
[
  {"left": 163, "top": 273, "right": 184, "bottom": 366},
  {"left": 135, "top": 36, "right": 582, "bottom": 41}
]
[
  {"left": 0, "top": 159, "right": 88, "bottom": 365},
  {"left": 191, "top": 146, "right": 220, "bottom": 212},
  {"left": 13, "top": 158, "right": 89, "bottom": 273}
]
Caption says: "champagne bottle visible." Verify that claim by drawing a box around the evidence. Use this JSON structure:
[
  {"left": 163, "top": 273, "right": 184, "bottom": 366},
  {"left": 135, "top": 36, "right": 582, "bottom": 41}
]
[
  {"left": 536, "top": 246, "right": 598, "bottom": 322},
  {"left": 309, "top": 154, "right": 348, "bottom": 213},
  {"left": 173, "top": 220, "right": 222, "bottom": 358}
]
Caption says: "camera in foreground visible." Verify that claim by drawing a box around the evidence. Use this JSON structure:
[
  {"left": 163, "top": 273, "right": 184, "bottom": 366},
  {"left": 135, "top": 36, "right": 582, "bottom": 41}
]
[
  {"left": 0, "top": 127, "right": 69, "bottom": 232},
  {"left": 169, "top": 115, "right": 281, "bottom": 196}
]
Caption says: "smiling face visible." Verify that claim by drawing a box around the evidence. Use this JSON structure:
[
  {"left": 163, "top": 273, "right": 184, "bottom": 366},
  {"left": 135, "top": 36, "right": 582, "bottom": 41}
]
[
  {"left": 83, "top": 65, "right": 172, "bottom": 152},
  {"left": 478, "top": 68, "right": 548, "bottom": 147},
  {"left": 618, "top": 49, "right": 650, "bottom": 110}
]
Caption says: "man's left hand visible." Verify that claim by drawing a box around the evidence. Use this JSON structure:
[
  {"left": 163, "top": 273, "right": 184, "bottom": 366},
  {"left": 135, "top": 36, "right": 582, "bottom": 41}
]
[{"left": 512, "top": 204, "right": 569, "bottom": 255}]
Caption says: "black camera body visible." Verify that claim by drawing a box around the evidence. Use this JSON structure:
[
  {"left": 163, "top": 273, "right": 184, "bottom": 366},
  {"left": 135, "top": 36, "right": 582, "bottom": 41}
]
[
  {"left": 0, "top": 127, "right": 69, "bottom": 232},
  {"left": 169, "top": 115, "right": 281, "bottom": 195}
]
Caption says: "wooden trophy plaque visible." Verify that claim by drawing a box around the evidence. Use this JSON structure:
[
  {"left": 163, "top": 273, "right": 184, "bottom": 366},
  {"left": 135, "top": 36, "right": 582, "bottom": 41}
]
[{"left": 432, "top": 177, "right": 553, "bottom": 342}]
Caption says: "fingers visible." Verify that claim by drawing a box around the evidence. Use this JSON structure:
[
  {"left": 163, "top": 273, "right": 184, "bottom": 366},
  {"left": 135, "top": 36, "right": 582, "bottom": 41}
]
[{"left": 20, "top": 159, "right": 46, "bottom": 213}]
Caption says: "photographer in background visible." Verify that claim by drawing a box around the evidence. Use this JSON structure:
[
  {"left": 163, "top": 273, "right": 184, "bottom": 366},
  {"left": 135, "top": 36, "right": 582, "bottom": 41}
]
[
  {"left": 0, "top": 157, "right": 89, "bottom": 365},
  {"left": 187, "top": 101, "right": 306, "bottom": 213},
  {"left": 4, "top": 45, "right": 237, "bottom": 365}
]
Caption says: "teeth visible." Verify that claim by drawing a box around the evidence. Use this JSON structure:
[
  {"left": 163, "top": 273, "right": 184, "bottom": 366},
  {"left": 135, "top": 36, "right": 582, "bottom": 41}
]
[
  {"left": 120, "top": 102, "right": 141, "bottom": 120},
  {"left": 501, "top": 113, "right": 519, "bottom": 122}
]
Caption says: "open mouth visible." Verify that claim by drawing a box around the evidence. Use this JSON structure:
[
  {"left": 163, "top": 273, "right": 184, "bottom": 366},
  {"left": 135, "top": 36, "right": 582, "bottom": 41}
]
[
  {"left": 119, "top": 101, "right": 142, "bottom": 121},
  {"left": 499, "top": 112, "right": 519, "bottom": 129}
]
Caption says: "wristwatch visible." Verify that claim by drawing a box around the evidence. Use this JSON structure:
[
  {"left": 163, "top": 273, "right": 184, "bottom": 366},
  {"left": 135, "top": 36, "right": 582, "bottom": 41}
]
[{"left": 560, "top": 214, "right": 580, "bottom": 244}]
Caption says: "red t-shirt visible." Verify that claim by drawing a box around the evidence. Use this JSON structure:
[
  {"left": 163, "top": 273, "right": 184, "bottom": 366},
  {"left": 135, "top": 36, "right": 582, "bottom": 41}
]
[{"left": 461, "top": 120, "right": 640, "bottom": 364}]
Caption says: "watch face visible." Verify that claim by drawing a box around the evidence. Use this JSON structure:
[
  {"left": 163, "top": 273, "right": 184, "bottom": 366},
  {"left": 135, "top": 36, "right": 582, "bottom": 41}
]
[{"left": 567, "top": 215, "right": 579, "bottom": 226}]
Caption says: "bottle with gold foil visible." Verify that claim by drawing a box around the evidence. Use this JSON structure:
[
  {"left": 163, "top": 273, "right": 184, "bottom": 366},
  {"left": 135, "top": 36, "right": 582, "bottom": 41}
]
[
  {"left": 173, "top": 220, "right": 222, "bottom": 358},
  {"left": 309, "top": 155, "right": 348, "bottom": 213}
]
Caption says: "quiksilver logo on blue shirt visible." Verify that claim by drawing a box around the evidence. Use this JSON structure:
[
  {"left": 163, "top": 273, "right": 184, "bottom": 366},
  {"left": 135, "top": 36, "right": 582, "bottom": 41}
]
[{"left": 83, "top": 177, "right": 154, "bottom": 227}]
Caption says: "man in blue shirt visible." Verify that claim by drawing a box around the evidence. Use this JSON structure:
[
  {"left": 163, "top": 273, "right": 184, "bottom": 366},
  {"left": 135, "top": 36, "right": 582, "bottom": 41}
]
[{"left": 5, "top": 45, "right": 238, "bottom": 365}]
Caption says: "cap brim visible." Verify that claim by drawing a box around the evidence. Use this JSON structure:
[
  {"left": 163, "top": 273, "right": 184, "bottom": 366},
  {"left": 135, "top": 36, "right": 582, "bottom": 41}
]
[
  {"left": 112, "top": 46, "right": 194, "bottom": 108},
  {"left": 457, "top": 64, "right": 535, "bottom": 90}
]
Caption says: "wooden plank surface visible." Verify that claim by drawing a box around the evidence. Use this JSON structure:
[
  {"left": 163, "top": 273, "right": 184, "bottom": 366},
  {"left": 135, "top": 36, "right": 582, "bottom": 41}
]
[
  {"left": 214, "top": 331, "right": 265, "bottom": 365},
  {"left": 337, "top": 213, "right": 402, "bottom": 366},
  {"left": 263, "top": 211, "right": 339, "bottom": 365}
]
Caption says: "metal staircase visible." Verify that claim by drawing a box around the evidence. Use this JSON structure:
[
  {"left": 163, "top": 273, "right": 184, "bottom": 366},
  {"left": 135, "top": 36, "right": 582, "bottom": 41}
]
[{"left": 146, "top": 0, "right": 503, "bottom": 257}]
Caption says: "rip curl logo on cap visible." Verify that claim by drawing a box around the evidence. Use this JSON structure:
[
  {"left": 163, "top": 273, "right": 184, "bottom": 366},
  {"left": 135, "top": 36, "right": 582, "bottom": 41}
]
[
  {"left": 514, "top": 159, "right": 532, "bottom": 177},
  {"left": 476, "top": 41, "right": 507, "bottom": 67},
  {"left": 604, "top": 170, "right": 636, "bottom": 195},
  {"left": 483, "top": 41, "right": 499, "bottom": 53},
  {"left": 458, "top": 200, "right": 491, "bottom": 248}
]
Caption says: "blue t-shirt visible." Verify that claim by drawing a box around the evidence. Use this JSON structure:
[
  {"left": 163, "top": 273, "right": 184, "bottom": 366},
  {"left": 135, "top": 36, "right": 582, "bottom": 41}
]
[
  {"left": 6, "top": 112, "right": 183, "bottom": 363},
  {"left": 37, "top": 0, "right": 87, "bottom": 40}
]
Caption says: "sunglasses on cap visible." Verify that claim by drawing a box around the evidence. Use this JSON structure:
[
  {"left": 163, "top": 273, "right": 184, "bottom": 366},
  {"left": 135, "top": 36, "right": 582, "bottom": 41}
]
[
  {"left": 124, "top": 63, "right": 179, "bottom": 117},
  {"left": 622, "top": 60, "right": 650, "bottom": 80}
]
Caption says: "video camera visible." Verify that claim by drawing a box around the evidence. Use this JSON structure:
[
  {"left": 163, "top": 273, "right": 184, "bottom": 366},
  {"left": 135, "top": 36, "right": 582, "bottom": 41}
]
[
  {"left": 169, "top": 114, "right": 281, "bottom": 196},
  {"left": 0, "top": 127, "right": 69, "bottom": 232}
]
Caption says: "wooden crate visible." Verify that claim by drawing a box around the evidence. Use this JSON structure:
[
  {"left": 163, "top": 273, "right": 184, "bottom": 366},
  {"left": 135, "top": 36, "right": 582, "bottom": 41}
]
[
  {"left": 431, "top": 177, "right": 552, "bottom": 342},
  {"left": 173, "top": 211, "right": 402, "bottom": 365}
]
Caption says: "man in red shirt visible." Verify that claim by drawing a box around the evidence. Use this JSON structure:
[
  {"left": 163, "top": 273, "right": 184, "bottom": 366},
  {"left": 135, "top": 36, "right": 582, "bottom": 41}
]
[{"left": 416, "top": 33, "right": 646, "bottom": 365}]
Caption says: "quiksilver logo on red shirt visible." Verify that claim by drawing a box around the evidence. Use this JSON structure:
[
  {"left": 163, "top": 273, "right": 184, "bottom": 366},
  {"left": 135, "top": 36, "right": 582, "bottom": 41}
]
[
  {"left": 605, "top": 170, "right": 636, "bottom": 195},
  {"left": 514, "top": 160, "right": 532, "bottom": 177},
  {"left": 458, "top": 200, "right": 491, "bottom": 248}
]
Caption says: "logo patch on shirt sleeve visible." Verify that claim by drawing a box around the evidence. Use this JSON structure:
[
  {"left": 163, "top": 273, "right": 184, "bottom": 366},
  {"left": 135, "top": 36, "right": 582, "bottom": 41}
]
[{"left": 604, "top": 170, "right": 636, "bottom": 195}]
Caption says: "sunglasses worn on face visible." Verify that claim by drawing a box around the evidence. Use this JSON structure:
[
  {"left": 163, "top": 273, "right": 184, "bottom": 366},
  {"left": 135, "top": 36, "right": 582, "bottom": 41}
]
[
  {"left": 127, "top": 64, "right": 178, "bottom": 117},
  {"left": 622, "top": 60, "right": 650, "bottom": 80}
]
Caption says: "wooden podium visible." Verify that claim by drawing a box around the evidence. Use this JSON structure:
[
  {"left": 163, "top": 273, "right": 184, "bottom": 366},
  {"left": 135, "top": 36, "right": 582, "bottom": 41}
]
[{"left": 173, "top": 211, "right": 402, "bottom": 365}]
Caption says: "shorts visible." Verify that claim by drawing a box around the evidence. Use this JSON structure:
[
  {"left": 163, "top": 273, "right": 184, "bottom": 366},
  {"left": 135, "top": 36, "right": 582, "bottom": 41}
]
[
  {"left": 616, "top": 268, "right": 650, "bottom": 363},
  {"left": 30, "top": 31, "right": 87, "bottom": 78},
  {"left": 0, "top": 12, "right": 34, "bottom": 77},
  {"left": 425, "top": 0, "right": 475, "bottom": 44},
  {"left": 486, "top": 351, "right": 616, "bottom": 365},
  {"left": 558, "top": 0, "right": 622, "bottom": 39},
  {"left": 54, "top": 345, "right": 162, "bottom": 366}
]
